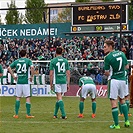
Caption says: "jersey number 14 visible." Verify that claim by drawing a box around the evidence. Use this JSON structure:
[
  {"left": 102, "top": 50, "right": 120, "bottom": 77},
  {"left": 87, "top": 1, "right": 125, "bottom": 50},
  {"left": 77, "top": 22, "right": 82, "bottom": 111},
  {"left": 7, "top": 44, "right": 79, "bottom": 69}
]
[{"left": 56, "top": 62, "right": 65, "bottom": 73}]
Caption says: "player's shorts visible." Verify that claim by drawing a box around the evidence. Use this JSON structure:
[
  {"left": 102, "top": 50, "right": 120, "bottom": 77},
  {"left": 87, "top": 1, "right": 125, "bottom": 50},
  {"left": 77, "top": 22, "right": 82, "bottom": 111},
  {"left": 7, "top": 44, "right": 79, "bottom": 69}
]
[
  {"left": 15, "top": 84, "right": 31, "bottom": 97},
  {"left": 125, "top": 83, "right": 129, "bottom": 96},
  {"left": 81, "top": 84, "right": 96, "bottom": 99},
  {"left": 54, "top": 84, "right": 67, "bottom": 93},
  {"left": 108, "top": 79, "right": 126, "bottom": 99}
]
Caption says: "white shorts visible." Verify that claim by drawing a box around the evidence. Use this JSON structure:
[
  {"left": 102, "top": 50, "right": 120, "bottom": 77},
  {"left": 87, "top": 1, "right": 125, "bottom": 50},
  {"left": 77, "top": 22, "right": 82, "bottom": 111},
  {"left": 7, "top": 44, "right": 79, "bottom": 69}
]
[
  {"left": 81, "top": 84, "right": 96, "bottom": 99},
  {"left": 109, "top": 79, "right": 126, "bottom": 99},
  {"left": 54, "top": 84, "right": 67, "bottom": 93},
  {"left": 125, "top": 84, "right": 129, "bottom": 96},
  {"left": 15, "top": 84, "right": 31, "bottom": 97}
]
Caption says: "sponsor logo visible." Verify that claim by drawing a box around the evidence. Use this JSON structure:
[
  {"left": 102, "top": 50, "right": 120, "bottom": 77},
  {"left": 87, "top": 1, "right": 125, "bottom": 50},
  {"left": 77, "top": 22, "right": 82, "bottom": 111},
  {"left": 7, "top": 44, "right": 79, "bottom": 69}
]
[
  {"left": 1, "top": 85, "right": 15, "bottom": 95},
  {"left": 97, "top": 86, "right": 107, "bottom": 97},
  {"left": 0, "top": 85, "right": 54, "bottom": 96}
]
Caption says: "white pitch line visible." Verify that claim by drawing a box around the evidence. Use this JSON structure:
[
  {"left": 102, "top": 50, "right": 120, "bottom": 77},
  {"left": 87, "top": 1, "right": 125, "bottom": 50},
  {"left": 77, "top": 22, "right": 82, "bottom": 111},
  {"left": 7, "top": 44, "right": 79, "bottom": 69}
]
[
  {"left": 0, "top": 111, "right": 112, "bottom": 115},
  {"left": 0, "top": 120, "right": 133, "bottom": 124}
]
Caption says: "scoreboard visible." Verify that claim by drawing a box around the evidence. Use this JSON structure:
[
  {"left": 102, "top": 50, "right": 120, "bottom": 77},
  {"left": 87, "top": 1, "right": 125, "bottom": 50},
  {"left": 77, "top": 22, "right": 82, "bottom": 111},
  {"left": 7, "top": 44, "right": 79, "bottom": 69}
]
[
  {"left": 71, "top": 2, "right": 128, "bottom": 33},
  {"left": 71, "top": 24, "right": 128, "bottom": 33}
]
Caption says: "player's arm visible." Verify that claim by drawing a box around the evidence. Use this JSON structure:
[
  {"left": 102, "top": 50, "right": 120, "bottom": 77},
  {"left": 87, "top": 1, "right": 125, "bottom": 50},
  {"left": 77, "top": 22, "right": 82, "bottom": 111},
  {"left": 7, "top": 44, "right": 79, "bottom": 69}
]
[
  {"left": 30, "top": 65, "right": 34, "bottom": 82},
  {"left": 104, "top": 57, "right": 110, "bottom": 76},
  {"left": 78, "top": 78, "right": 82, "bottom": 91},
  {"left": 0, "top": 65, "right": 3, "bottom": 77},
  {"left": 0, "top": 71, "right": 3, "bottom": 77},
  {"left": 104, "top": 70, "right": 110, "bottom": 77},
  {"left": 66, "top": 70, "right": 70, "bottom": 91},
  {"left": 125, "top": 64, "right": 129, "bottom": 70},
  {"left": 50, "top": 70, "right": 54, "bottom": 90},
  {"left": 0, "top": 73, "right": 3, "bottom": 77},
  {"left": 7, "top": 66, "right": 17, "bottom": 81},
  {"left": 123, "top": 53, "right": 129, "bottom": 70}
]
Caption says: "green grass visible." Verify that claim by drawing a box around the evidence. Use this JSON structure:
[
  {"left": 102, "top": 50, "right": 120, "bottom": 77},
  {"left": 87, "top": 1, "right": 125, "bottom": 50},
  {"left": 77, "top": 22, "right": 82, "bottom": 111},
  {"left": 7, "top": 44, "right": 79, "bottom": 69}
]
[{"left": 0, "top": 97, "right": 133, "bottom": 133}]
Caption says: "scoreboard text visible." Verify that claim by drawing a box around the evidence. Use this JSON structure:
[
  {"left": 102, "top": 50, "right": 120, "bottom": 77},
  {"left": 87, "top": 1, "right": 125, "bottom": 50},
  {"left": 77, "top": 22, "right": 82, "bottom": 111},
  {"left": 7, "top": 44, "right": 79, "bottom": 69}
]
[{"left": 72, "top": 3, "right": 127, "bottom": 25}]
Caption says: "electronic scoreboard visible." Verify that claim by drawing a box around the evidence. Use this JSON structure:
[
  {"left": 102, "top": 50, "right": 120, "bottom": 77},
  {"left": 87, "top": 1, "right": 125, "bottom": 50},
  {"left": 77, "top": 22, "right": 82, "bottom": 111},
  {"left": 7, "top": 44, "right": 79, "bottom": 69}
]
[{"left": 71, "top": 2, "right": 128, "bottom": 33}]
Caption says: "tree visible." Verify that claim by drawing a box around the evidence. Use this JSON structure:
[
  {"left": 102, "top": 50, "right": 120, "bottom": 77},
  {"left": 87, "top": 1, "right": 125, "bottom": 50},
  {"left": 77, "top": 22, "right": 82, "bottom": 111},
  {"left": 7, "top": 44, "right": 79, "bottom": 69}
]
[
  {"left": 5, "top": 0, "right": 20, "bottom": 24},
  {"left": 76, "top": 0, "right": 91, "bottom": 2},
  {"left": 102, "top": 0, "right": 113, "bottom": 2},
  {"left": 25, "top": 0, "right": 47, "bottom": 24},
  {"left": 0, "top": 15, "right": 2, "bottom": 24},
  {"left": 129, "top": 0, "right": 133, "bottom": 20},
  {"left": 19, "top": 13, "right": 25, "bottom": 24},
  {"left": 52, "top": 8, "right": 71, "bottom": 23}
]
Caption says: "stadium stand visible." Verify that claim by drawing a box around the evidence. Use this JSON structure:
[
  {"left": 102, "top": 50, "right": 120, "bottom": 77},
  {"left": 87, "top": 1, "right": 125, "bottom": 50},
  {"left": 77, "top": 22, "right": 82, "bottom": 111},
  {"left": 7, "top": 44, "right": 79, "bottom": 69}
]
[{"left": 0, "top": 34, "right": 133, "bottom": 85}]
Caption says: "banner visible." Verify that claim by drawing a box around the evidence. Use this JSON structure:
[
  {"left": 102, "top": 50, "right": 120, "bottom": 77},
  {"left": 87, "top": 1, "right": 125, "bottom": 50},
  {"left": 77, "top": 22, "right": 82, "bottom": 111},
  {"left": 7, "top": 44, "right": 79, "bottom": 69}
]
[
  {"left": 0, "top": 23, "right": 71, "bottom": 39},
  {"left": 0, "top": 85, "right": 107, "bottom": 97}
]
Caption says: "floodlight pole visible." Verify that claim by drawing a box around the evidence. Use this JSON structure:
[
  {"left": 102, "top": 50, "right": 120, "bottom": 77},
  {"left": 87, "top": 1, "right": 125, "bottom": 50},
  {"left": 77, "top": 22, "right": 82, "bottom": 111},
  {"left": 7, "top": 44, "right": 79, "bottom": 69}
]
[
  {"left": 48, "top": 7, "right": 50, "bottom": 44},
  {"left": 120, "top": 2, "right": 122, "bottom": 50}
]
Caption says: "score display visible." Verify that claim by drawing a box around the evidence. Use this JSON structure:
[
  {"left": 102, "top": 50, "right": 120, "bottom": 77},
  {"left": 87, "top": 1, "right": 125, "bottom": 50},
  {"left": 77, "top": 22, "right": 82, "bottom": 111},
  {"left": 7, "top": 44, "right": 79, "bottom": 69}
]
[
  {"left": 72, "top": 3, "right": 127, "bottom": 26},
  {"left": 71, "top": 24, "right": 128, "bottom": 33}
]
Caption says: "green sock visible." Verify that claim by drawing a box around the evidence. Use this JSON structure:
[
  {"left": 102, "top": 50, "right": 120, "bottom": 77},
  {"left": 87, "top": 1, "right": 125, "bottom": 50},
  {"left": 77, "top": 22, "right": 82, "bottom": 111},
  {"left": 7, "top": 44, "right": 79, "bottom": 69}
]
[
  {"left": 121, "top": 103, "right": 128, "bottom": 122},
  {"left": 92, "top": 102, "right": 96, "bottom": 114},
  {"left": 125, "top": 100, "right": 130, "bottom": 113},
  {"left": 112, "top": 107, "right": 119, "bottom": 126},
  {"left": 79, "top": 101, "right": 84, "bottom": 114},
  {"left": 26, "top": 102, "right": 31, "bottom": 115},
  {"left": 15, "top": 100, "right": 20, "bottom": 115},
  {"left": 58, "top": 100, "right": 66, "bottom": 117},
  {"left": 54, "top": 101, "right": 59, "bottom": 116},
  {"left": 118, "top": 101, "right": 122, "bottom": 114}
]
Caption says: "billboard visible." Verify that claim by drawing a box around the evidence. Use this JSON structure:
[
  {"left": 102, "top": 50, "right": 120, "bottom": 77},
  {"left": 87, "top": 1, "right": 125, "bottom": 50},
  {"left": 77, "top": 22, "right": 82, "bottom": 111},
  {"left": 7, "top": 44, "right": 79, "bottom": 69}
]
[{"left": 0, "top": 85, "right": 108, "bottom": 97}]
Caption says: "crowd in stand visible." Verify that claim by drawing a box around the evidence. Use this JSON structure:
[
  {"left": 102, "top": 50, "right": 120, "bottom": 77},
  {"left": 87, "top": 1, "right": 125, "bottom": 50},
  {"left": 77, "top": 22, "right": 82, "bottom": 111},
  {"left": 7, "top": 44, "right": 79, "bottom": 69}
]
[{"left": 0, "top": 34, "right": 133, "bottom": 84}]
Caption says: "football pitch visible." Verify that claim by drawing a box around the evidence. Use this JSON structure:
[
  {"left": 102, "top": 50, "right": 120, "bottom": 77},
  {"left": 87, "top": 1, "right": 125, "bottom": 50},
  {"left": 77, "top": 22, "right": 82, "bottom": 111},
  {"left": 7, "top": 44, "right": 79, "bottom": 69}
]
[{"left": 0, "top": 97, "right": 133, "bottom": 133}]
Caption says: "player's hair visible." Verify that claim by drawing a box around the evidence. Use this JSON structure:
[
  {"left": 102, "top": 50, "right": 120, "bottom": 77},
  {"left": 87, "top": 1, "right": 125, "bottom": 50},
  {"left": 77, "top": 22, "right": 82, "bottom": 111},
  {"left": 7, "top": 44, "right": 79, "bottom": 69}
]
[
  {"left": 56, "top": 47, "right": 63, "bottom": 55},
  {"left": 105, "top": 40, "right": 115, "bottom": 49},
  {"left": 19, "top": 49, "right": 26, "bottom": 57},
  {"left": 86, "top": 71, "right": 91, "bottom": 76}
]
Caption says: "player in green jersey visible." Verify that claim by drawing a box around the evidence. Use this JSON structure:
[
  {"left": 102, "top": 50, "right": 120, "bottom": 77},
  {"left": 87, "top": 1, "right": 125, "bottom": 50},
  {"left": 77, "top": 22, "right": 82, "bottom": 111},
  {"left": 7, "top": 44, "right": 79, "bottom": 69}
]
[
  {"left": 0, "top": 64, "right": 3, "bottom": 77},
  {"left": 8, "top": 49, "right": 34, "bottom": 119},
  {"left": 104, "top": 40, "right": 130, "bottom": 129},
  {"left": 78, "top": 73, "right": 96, "bottom": 118},
  {"left": 49, "top": 47, "right": 70, "bottom": 119}
]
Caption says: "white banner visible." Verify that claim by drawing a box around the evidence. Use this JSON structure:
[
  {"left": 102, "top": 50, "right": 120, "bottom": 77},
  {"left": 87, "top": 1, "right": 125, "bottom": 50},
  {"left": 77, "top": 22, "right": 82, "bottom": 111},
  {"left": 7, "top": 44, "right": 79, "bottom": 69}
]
[{"left": 0, "top": 85, "right": 56, "bottom": 96}]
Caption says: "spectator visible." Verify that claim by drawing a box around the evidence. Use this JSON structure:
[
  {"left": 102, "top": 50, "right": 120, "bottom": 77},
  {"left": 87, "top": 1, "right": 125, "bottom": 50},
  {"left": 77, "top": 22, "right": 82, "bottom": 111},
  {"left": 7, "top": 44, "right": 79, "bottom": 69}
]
[
  {"left": 129, "top": 45, "right": 133, "bottom": 60},
  {"left": 96, "top": 71, "right": 103, "bottom": 85}
]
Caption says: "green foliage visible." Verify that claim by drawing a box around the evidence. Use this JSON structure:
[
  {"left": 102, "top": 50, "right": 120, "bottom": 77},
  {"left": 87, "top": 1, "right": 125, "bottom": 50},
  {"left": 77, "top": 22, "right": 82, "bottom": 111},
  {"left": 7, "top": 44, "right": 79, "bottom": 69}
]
[
  {"left": 102, "top": 0, "right": 114, "bottom": 2},
  {"left": 5, "top": 0, "right": 20, "bottom": 24},
  {"left": 25, "top": 0, "right": 47, "bottom": 24},
  {"left": 0, "top": 15, "right": 2, "bottom": 24},
  {"left": 76, "top": 0, "right": 90, "bottom": 2},
  {"left": 19, "top": 13, "right": 25, "bottom": 24},
  {"left": 52, "top": 8, "right": 71, "bottom": 23},
  {"left": 129, "top": 0, "right": 133, "bottom": 20},
  {"left": 1, "top": 97, "right": 133, "bottom": 133}
]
